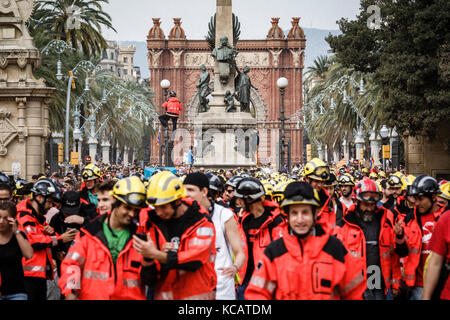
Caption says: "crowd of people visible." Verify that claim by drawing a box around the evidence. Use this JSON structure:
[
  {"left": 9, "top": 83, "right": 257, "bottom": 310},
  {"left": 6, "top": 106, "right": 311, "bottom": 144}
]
[{"left": 0, "top": 159, "right": 449, "bottom": 300}]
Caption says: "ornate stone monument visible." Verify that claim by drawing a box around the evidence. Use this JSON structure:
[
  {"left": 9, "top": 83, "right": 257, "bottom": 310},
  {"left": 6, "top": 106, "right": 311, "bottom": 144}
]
[
  {"left": 0, "top": 0, "right": 55, "bottom": 179},
  {"left": 193, "top": 0, "right": 257, "bottom": 168}
]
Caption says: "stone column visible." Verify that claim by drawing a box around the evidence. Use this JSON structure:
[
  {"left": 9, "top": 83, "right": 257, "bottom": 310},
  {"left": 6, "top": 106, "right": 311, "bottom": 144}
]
[
  {"left": 88, "top": 137, "right": 98, "bottom": 165},
  {"left": 317, "top": 144, "right": 323, "bottom": 161},
  {"left": 123, "top": 146, "right": 129, "bottom": 166},
  {"left": 333, "top": 142, "right": 340, "bottom": 163},
  {"left": 370, "top": 129, "right": 382, "bottom": 166},
  {"left": 355, "top": 129, "right": 366, "bottom": 164},
  {"left": 342, "top": 137, "right": 350, "bottom": 161},
  {"left": 101, "top": 140, "right": 111, "bottom": 165}
]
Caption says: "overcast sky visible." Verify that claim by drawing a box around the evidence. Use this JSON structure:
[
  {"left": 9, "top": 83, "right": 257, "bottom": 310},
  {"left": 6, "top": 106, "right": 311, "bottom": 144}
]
[{"left": 102, "top": 0, "right": 362, "bottom": 42}]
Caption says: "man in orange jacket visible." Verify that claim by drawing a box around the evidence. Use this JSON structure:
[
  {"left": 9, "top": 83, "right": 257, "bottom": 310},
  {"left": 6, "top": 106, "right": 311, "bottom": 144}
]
[
  {"left": 135, "top": 171, "right": 217, "bottom": 300},
  {"left": 58, "top": 176, "right": 150, "bottom": 300},
  {"left": 336, "top": 178, "right": 402, "bottom": 300},
  {"left": 16, "top": 179, "right": 77, "bottom": 300},
  {"left": 159, "top": 91, "right": 182, "bottom": 131},
  {"left": 394, "top": 175, "right": 448, "bottom": 300},
  {"left": 234, "top": 177, "right": 286, "bottom": 300},
  {"left": 245, "top": 181, "right": 365, "bottom": 300}
]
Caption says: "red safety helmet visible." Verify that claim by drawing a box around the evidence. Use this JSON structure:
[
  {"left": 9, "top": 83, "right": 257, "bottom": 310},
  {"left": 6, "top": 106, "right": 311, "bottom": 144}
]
[{"left": 355, "top": 177, "right": 380, "bottom": 203}]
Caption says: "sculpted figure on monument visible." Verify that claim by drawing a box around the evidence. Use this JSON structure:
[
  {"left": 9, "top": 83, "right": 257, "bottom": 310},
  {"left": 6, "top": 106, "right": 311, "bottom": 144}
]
[
  {"left": 211, "top": 36, "right": 237, "bottom": 84},
  {"left": 197, "top": 64, "right": 212, "bottom": 113},
  {"left": 224, "top": 90, "right": 236, "bottom": 113},
  {"left": 235, "top": 65, "right": 257, "bottom": 113}
]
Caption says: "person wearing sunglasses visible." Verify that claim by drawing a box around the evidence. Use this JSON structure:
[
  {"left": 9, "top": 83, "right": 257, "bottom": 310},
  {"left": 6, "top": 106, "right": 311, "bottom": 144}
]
[{"left": 336, "top": 177, "right": 402, "bottom": 300}]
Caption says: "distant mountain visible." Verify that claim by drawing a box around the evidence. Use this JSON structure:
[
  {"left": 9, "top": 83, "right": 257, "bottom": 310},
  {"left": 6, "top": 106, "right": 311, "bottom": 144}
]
[{"left": 120, "top": 28, "right": 340, "bottom": 79}]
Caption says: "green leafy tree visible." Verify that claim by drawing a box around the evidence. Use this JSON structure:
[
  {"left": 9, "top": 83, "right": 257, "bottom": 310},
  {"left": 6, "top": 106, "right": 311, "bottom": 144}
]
[
  {"left": 29, "top": 0, "right": 116, "bottom": 58},
  {"left": 326, "top": 0, "right": 450, "bottom": 138}
]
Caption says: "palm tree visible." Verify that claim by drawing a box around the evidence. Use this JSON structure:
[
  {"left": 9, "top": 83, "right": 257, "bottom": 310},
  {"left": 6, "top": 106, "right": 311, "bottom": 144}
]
[
  {"left": 29, "top": 0, "right": 116, "bottom": 58},
  {"left": 305, "top": 55, "right": 332, "bottom": 80}
]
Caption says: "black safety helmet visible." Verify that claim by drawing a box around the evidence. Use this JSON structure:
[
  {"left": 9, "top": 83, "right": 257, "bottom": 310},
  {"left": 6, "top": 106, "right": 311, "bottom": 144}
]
[
  {"left": 206, "top": 173, "right": 223, "bottom": 192},
  {"left": 324, "top": 173, "right": 338, "bottom": 187},
  {"left": 169, "top": 91, "right": 176, "bottom": 97},
  {"left": 225, "top": 176, "right": 243, "bottom": 189},
  {"left": 234, "top": 177, "right": 265, "bottom": 201},
  {"left": 409, "top": 175, "right": 440, "bottom": 197},
  {"left": 0, "top": 171, "right": 12, "bottom": 188}
]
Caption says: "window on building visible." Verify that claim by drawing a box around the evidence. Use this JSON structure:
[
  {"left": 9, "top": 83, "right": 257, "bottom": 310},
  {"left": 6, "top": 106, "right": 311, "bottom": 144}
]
[
  {"left": 124, "top": 57, "right": 128, "bottom": 63},
  {"left": 124, "top": 69, "right": 128, "bottom": 75},
  {"left": 110, "top": 52, "right": 114, "bottom": 60}
]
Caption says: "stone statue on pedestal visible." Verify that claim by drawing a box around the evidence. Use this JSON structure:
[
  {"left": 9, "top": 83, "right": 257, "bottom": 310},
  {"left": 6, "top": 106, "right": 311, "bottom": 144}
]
[
  {"left": 211, "top": 36, "right": 237, "bottom": 84},
  {"left": 196, "top": 64, "right": 211, "bottom": 113},
  {"left": 224, "top": 90, "right": 236, "bottom": 112},
  {"left": 235, "top": 65, "right": 258, "bottom": 113}
]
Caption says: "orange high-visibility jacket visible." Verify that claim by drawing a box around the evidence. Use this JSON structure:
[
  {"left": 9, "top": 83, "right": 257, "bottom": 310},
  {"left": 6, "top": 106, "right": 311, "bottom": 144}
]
[
  {"left": 317, "top": 188, "right": 338, "bottom": 235},
  {"left": 162, "top": 97, "right": 183, "bottom": 116},
  {"left": 336, "top": 204, "right": 402, "bottom": 293},
  {"left": 141, "top": 198, "right": 217, "bottom": 300},
  {"left": 16, "top": 199, "right": 61, "bottom": 279},
  {"left": 399, "top": 204, "right": 446, "bottom": 287},
  {"left": 238, "top": 200, "right": 286, "bottom": 284},
  {"left": 245, "top": 222, "right": 365, "bottom": 300},
  {"left": 58, "top": 214, "right": 147, "bottom": 300}
]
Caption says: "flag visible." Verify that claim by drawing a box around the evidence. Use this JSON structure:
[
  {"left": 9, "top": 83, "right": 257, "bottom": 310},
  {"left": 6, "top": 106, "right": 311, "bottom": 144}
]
[
  {"left": 337, "top": 158, "right": 347, "bottom": 168},
  {"left": 156, "top": 136, "right": 160, "bottom": 147},
  {"left": 370, "top": 154, "right": 374, "bottom": 169}
]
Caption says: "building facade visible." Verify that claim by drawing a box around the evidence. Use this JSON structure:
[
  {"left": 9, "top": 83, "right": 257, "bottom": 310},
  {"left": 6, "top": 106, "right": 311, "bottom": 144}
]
[
  {"left": 147, "top": 17, "right": 306, "bottom": 167},
  {"left": 99, "top": 41, "right": 140, "bottom": 81}
]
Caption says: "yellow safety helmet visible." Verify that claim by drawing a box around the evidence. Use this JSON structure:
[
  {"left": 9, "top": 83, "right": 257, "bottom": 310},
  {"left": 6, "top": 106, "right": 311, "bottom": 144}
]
[
  {"left": 272, "top": 181, "right": 290, "bottom": 204},
  {"left": 438, "top": 182, "right": 450, "bottom": 201},
  {"left": 338, "top": 173, "right": 355, "bottom": 186},
  {"left": 111, "top": 176, "right": 146, "bottom": 208},
  {"left": 388, "top": 175, "right": 402, "bottom": 188},
  {"left": 82, "top": 164, "right": 101, "bottom": 181},
  {"left": 369, "top": 172, "right": 378, "bottom": 179},
  {"left": 146, "top": 171, "right": 185, "bottom": 206},
  {"left": 401, "top": 175, "right": 416, "bottom": 193},
  {"left": 378, "top": 171, "right": 387, "bottom": 179},
  {"left": 362, "top": 168, "right": 369, "bottom": 174},
  {"left": 303, "top": 158, "right": 330, "bottom": 181},
  {"left": 262, "top": 181, "right": 274, "bottom": 198}
]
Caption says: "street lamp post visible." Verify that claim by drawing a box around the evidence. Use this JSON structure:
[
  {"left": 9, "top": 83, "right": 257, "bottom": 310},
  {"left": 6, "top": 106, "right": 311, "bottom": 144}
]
[
  {"left": 277, "top": 77, "right": 289, "bottom": 173},
  {"left": 379, "top": 125, "right": 389, "bottom": 172},
  {"left": 160, "top": 79, "right": 170, "bottom": 167}
]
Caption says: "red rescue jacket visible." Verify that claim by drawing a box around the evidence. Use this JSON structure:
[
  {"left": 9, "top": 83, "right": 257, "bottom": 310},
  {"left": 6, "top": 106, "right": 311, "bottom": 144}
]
[
  {"left": 399, "top": 204, "right": 446, "bottom": 287},
  {"left": 238, "top": 200, "right": 286, "bottom": 285},
  {"left": 336, "top": 204, "right": 402, "bottom": 293},
  {"left": 16, "top": 199, "right": 61, "bottom": 279},
  {"left": 58, "top": 214, "right": 147, "bottom": 300},
  {"left": 245, "top": 222, "right": 365, "bottom": 300},
  {"left": 140, "top": 198, "right": 217, "bottom": 300},
  {"left": 162, "top": 97, "right": 183, "bottom": 116},
  {"left": 317, "top": 188, "right": 338, "bottom": 235}
]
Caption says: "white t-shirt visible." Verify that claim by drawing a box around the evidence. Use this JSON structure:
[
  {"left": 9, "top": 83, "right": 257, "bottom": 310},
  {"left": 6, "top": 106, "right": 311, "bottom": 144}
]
[
  {"left": 339, "top": 196, "right": 353, "bottom": 210},
  {"left": 211, "top": 203, "right": 236, "bottom": 300}
]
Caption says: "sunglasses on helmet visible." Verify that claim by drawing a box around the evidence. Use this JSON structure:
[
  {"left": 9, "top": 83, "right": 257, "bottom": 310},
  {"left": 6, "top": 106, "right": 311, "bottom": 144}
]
[
  {"left": 313, "top": 166, "right": 330, "bottom": 180},
  {"left": 360, "top": 193, "right": 380, "bottom": 203}
]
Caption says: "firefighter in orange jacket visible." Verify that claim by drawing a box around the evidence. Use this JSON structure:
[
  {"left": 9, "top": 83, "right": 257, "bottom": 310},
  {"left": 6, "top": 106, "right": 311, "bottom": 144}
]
[
  {"left": 159, "top": 91, "right": 183, "bottom": 131},
  {"left": 234, "top": 177, "right": 286, "bottom": 300},
  {"left": 303, "top": 158, "right": 337, "bottom": 233},
  {"left": 16, "top": 179, "right": 77, "bottom": 300},
  {"left": 135, "top": 171, "right": 217, "bottom": 300},
  {"left": 58, "top": 176, "right": 149, "bottom": 300},
  {"left": 394, "top": 175, "right": 448, "bottom": 300},
  {"left": 245, "top": 181, "right": 365, "bottom": 300},
  {"left": 336, "top": 178, "right": 402, "bottom": 300}
]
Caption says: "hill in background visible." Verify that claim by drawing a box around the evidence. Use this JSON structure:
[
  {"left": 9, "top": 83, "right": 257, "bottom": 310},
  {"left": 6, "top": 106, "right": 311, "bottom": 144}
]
[{"left": 119, "top": 27, "right": 340, "bottom": 79}]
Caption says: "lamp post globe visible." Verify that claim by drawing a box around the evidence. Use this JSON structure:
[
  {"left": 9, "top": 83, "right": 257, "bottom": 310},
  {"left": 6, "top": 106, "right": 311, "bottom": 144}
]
[
  {"left": 380, "top": 125, "right": 389, "bottom": 139},
  {"left": 160, "top": 79, "right": 171, "bottom": 89},
  {"left": 277, "top": 77, "right": 288, "bottom": 89}
]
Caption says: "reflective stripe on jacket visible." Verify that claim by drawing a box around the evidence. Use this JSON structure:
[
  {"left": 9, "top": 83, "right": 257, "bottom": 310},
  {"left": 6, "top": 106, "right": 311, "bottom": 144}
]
[
  {"left": 162, "top": 98, "right": 183, "bottom": 115},
  {"left": 245, "top": 222, "right": 365, "bottom": 300},
  {"left": 58, "top": 214, "right": 146, "bottom": 300},
  {"left": 141, "top": 198, "right": 217, "bottom": 300},
  {"left": 16, "top": 199, "right": 60, "bottom": 279},
  {"left": 400, "top": 204, "right": 445, "bottom": 287},
  {"left": 336, "top": 204, "right": 402, "bottom": 293}
]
